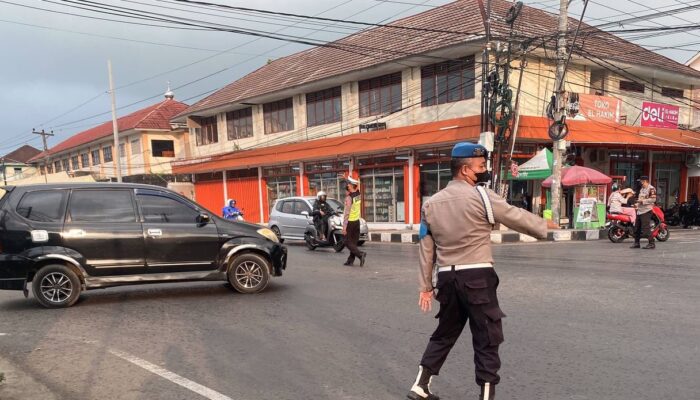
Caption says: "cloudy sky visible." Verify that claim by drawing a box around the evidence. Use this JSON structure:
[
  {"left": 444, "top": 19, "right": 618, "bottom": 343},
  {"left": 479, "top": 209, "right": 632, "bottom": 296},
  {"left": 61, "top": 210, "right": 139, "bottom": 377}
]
[{"left": 1, "top": 0, "right": 699, "bottom": 155}]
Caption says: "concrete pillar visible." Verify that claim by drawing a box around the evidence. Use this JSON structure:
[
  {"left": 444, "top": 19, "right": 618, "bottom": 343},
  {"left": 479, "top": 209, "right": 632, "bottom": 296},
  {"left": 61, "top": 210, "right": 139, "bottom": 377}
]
[
  {"left": 258, "top": 166, "right": 264, "bottom": 224},
  {"left": 222, "top": 169, "right": 228, "bottom": 204},
  {"left": 408, "top": 151, "right": 415, "bottom": 227}
]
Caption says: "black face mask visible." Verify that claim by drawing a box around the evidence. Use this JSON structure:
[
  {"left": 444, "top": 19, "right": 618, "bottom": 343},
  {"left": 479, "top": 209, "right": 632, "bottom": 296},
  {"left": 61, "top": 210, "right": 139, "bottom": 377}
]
[{"left": 475, "top": 170, "right": 491, "bottom": 184}]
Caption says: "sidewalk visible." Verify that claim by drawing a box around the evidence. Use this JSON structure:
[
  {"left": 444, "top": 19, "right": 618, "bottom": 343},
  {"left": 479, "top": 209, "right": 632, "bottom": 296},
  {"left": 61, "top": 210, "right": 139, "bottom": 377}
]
[{"left": 369, "top": 228, "right": 606, "bottom": 244}]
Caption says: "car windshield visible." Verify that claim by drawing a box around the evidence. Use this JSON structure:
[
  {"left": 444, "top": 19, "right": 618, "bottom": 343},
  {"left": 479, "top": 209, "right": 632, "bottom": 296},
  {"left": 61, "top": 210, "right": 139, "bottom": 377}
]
[{"left": 327, "top": 198, "right": 344, "bottom": 212}]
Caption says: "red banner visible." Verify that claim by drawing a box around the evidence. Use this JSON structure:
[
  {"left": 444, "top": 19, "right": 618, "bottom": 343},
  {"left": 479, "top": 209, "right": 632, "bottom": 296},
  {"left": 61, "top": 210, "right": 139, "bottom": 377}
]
[
  {"left": 567, "top": 93, "right": 620, "bottom": 123},
  {"left": 641, "top": 101, "right": 679, "bottom": 128}
]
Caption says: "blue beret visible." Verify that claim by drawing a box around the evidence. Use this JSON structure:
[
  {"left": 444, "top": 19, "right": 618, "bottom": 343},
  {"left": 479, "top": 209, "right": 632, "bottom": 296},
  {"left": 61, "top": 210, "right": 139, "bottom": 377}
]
[{"left": 451, "top": 142, "right": 488, "bottom": 159}]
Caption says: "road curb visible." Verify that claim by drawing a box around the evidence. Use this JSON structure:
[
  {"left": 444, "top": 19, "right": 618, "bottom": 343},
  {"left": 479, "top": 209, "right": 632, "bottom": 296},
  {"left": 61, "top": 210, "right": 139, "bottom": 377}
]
[{"left": 370, "top": 229, "right": 605, "bottom": 244}]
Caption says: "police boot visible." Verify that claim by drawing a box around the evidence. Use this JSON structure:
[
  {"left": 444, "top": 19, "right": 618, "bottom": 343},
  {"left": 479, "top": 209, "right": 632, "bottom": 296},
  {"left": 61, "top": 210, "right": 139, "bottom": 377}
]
[
  {"left": 478, "top": 383, "right": 495, "bottom": 400},
  {"left": 643, "top": 238, "right": 655, "bottom": 249},
  {"left": 407, "top": 365, "right": 439, "bottom": 400},
  {"left": 630, "top": 241, "right": 641, "bottom": 249}
]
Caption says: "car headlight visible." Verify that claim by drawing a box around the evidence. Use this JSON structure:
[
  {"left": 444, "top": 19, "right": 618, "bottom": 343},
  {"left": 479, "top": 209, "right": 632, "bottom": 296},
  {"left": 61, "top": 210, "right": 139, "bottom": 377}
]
[{"left": 257, "top": 228, "right": 280, "bottom": 243}]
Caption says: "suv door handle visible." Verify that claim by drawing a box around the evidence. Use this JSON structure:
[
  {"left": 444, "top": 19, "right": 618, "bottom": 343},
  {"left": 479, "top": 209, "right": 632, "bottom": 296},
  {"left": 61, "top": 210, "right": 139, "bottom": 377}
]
[
  {"left": 64, "top": 229, "right": 86, "bottom": 238},
  {"left": 147, "top": 228, "right": 163, "bottom": 237}
]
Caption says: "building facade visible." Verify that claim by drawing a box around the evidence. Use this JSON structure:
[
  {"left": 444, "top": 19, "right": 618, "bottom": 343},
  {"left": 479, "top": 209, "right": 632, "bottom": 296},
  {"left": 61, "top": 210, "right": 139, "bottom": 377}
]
[
  {"left": 171, "top": 0, "right": 700, "bottom": 226},
  {"left": 31, "top": 95, "right": 191, "bottom": 185}
]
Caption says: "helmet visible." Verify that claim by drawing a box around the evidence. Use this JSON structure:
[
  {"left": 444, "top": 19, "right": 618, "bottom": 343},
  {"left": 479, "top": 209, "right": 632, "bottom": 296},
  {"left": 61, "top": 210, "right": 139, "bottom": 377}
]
[
  {"left": 317, "top": 191, "right": 327, "bottom": 200},
  {"left": 612, "top": 183, "right": 619, "bottom": 192}
]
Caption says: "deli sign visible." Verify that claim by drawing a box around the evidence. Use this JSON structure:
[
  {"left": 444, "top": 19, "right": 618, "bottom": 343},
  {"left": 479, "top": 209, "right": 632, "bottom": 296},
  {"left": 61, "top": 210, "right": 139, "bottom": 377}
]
[{"left": 641, "top": 101, "right": 679, "bottom": 128}]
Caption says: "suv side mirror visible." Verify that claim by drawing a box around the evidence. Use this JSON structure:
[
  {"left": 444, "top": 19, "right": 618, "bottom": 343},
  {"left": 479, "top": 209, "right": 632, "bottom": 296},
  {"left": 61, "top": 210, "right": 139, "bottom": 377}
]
[
  {"left": 301, "top": 211, "right": 309, "bottom": 217},
  {"left": 197, "top": 213, "right": 211, "bottom": 224}
]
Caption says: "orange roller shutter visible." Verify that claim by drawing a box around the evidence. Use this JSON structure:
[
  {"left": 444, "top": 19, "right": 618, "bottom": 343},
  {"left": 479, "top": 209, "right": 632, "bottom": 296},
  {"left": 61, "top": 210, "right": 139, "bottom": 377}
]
[
  {"left": 226, "top": 176, "right": 261, "bottom": 224},
  {"left": 194, "top": 181, "right": 225, "bottom": 216}
]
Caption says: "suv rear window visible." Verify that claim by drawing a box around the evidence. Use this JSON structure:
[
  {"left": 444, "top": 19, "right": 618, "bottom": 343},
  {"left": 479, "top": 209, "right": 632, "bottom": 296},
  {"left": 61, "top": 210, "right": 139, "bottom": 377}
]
[
  {"left": 16, "top": 190, "right": 67, "bottom": 222},
  {"left": 69, "top": 190, "right": 136, "bottom": 222}
]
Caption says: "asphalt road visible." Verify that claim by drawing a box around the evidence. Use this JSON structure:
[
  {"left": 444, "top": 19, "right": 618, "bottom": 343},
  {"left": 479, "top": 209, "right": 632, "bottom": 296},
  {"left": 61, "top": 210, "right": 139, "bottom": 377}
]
[{"left": 1, "top": 230, "right": 699, "bottom": 400}]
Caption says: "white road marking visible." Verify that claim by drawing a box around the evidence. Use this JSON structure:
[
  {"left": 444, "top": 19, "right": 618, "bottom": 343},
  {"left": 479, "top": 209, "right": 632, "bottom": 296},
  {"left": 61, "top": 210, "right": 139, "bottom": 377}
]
[
  {"left": 108, "top": 349, "right": 233, "bottom": 400},
  {"left": 0, "top": 333, "right": 7, "bottom": 336}
]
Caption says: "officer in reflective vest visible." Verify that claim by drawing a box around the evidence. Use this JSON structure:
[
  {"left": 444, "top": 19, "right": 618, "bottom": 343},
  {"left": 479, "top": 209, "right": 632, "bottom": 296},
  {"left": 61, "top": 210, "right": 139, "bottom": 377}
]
[
  {"left": 342, "top": 176, "right": 366, "bottom": 266},
  {"left": 407, "top": 142, "right": 548, "bottom": 400}
]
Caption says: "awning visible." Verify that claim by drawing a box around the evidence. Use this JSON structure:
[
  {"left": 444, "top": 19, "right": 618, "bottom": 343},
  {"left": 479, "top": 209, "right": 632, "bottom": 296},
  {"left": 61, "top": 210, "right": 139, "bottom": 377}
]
[
  {"left": 173, "top": 116, "right": 482, "bottom": 174},
  {"left": 506, "top": 148, "right": 553, "bottom": 180},
  {"left": 172, "top": 115, "right": 700, "bottom": 175}
]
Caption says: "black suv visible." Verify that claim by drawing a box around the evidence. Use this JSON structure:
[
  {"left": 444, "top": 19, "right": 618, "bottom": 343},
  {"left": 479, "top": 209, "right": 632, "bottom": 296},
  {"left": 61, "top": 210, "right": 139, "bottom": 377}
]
[{"left": 0, "top": 183, "right": 287, "bottom": 308}]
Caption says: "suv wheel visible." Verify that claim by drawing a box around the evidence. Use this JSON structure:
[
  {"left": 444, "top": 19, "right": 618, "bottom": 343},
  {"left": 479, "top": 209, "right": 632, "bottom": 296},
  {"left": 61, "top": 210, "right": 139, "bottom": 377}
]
[
  {"left": 270, "top": 226, "right": 284, "bottom": 243},
  {"left": 228, "top": 253, "right": 270, "bottom": 294},
  {"left": 32, "top": 265, "right": 81, "bottom": 308}
]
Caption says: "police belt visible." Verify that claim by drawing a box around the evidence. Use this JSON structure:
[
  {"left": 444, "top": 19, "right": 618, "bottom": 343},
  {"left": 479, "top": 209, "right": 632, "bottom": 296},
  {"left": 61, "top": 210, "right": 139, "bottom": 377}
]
[{"left": 437, "top": 263, "right": 493, "bottom": 273}]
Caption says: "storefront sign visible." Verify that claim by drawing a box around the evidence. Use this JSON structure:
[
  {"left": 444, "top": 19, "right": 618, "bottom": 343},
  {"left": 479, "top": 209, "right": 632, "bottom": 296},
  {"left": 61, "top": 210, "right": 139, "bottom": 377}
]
[
  {"left": 641, "top": 101, "right": 679, "bottom": 128},
  {"left": 567, "top": 93, "right": 620, "bottom": 123}
]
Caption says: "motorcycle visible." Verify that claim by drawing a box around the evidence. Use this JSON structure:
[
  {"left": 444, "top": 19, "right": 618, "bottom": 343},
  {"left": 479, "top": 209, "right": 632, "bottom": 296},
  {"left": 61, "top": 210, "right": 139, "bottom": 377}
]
[
  {"left": 224, "top": 210, "right": 244, "bottom": 221},
  {"left": 303, "top": 211, "right": 345, "bottom": 252},
  {"left": 606, "top": 205, "right": 669, "bottom": 243},
  {"left": 663, "top": 197, "right": 681, "bottom": 226},
  {"left": 680, "top": 199, "right": 700, "bottom": 228}
]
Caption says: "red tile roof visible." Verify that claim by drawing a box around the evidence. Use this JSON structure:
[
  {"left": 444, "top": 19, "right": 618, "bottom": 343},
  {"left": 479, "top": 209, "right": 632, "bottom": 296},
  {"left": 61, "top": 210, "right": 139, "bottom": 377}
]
[
  {"left": 175, "top": 0, "right": 700, "bottom": 119},
  {"left": 3, "top": 145, "right": 42, "bottom": 164},
  {"left": 31, "top": 99, "right": 188, "bottom": 162}
]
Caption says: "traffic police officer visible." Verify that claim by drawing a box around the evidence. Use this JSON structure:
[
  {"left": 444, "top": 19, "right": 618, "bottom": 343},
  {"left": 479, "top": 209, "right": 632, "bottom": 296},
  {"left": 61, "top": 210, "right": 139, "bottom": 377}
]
[
  {"left": 407, "top": 143, "right": 548, "bottom": 400},
  {"left": 632, "top": 175, "right": 657, "bottom": 249}
]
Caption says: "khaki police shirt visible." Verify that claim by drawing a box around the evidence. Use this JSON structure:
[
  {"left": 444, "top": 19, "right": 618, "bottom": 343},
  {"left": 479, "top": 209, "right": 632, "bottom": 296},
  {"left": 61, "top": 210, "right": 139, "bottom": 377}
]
[
  {"left": 418, "top": 180, "right": 548, "bottom": 292},
  {"left": 636, "top": 185, "right": 656, "bottom": 215}
]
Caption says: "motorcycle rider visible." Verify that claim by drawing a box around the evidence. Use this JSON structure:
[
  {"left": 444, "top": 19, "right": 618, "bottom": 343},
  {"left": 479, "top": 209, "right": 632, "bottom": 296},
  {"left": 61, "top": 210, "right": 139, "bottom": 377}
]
[
  {"left": 632, "top": 176, "right": 657, "bottom": 249},
  {"left": 222, "top": 199, "right": 243, "bottom": 220},
  {"left": 311, "top": 191, "right": 333, "bottom": 241}
]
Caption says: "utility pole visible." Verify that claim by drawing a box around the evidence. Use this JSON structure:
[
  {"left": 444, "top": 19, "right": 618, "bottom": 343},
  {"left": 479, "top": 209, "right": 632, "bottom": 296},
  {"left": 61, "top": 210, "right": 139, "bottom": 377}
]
[
  {"left": 480, "top": 0, "right": 492, "bottom": 134},
  {"left": 32, "top": 128, "right": 54, "bottom": 183},
  {"left": 1, "top": 157, "right": 6, "bottom": 186},
  {"left": 551, "top": 0, "right": 569, "bottom": 227},
  {"left": 108, "top": 59, "right": 123, "bottom": 183}
]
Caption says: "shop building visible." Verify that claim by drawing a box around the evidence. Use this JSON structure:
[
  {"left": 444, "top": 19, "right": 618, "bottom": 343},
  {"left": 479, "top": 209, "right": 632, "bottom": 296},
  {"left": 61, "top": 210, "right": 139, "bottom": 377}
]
[{"left": 170, "top": 0, "right": 700, "bottom": 226}]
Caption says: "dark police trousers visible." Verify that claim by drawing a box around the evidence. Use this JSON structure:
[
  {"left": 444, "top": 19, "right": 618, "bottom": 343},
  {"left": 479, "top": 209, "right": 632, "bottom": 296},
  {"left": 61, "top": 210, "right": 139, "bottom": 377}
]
[
  {"left": 634, "top": 211, "right": 653, "bottom": 243},
  {"left": 345, "top": 220, "right": 363, "bottom": 263},
  {"left": 420, "top": 267, "right": 505, "bottom": 386}
]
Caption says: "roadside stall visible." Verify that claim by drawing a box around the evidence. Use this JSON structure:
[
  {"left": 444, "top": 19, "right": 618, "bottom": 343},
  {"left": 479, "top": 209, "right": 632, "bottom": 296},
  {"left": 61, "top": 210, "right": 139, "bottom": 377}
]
[{"left": 542, "top": 166, "right": 612, "bottom": 229}]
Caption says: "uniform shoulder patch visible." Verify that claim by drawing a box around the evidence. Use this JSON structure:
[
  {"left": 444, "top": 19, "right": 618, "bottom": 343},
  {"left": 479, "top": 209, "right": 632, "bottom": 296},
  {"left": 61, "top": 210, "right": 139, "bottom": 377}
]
[{"left": 419, "top": 221, "right": 431, "bottom": 240}]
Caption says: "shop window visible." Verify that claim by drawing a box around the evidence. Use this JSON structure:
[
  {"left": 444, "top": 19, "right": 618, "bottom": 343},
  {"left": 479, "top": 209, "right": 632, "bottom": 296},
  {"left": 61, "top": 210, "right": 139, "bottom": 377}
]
[
  {"left": 119, "top": 143, "right": 126, "bottom": 158},
  {"left": 421, "top": 56, "right": 475, "bottom": 106},
  {"left": 419, "top": 161, "right": 452, "bottom": 206},
  {"left": 54, "top": 160, "right": 62, "bottom": 173},
  {"left": 360, "top": 167, "right": 405, "bottom": 223},
  {"left": 71, "top": 156, "right": 79, "bottom": 170},
  {"left": 304, "top": 159, "right": 350, "bottom": 173},
  {"left": 194, "top": 116, "right": 219, "bottom": 146},
  {"left": 263, "top": 98, "right": 294, "bottom": 134},
  {"left": 194, "top": 172, "right": 223, "bottom": 182},
  {"left": 61, "top": 159, "right": 70, "bottom": 172},
  {"left": 308, "top": 172, "right": 345, "bottom": 200},
  {"left": 619, "top": 80, "right": 644, "bottom": 93},
  {"left": 103, "top": 145, "right": 113, "bottom": 163},
  {"left": 356, "top": 154, "right": 408, "bottom": 168},
  {"left": 359, "top": 72, "right": 402, "bottom": 117},
  {"left": 92, "top": 149, "right": 101, "bottom": 166},
  {"left": 152, "top": 140, "right": 175, "bottom": 157},
  {"left": 266, "top": 176, "right": 297, "bottom": 214},
  {"left": 661, "top": 87, "right": 684, "bottom": 98},
  {"left": 589, "top": 70, "right": 606, "bottom": 95},
  {"left": 306, "top": 87, "right": 342, "bottom": 127},
  {"left": 81, "top": 153, "right": 90, "bottom": 168},
  {"left": 226, "top": 107, "right": 253, "bottom": 140}
]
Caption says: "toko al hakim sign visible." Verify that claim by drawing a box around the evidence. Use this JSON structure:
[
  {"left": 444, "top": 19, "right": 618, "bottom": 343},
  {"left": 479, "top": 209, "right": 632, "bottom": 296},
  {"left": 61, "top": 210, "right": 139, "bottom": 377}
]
[{"left": 641, "top": 101, "right": 679, "bottom": 128}]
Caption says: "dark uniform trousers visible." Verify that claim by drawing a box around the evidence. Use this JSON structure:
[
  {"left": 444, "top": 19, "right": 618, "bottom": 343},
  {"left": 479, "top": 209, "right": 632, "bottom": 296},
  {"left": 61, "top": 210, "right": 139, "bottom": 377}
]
[
  {"left": 420, "top": 267, "right": 505, "bottom": 386},
  {"left": 345, "top": 220, "right": 363, "bottom": 263},
  {"left": 634, "top": 211, "right": 653, "bottom": 243}
]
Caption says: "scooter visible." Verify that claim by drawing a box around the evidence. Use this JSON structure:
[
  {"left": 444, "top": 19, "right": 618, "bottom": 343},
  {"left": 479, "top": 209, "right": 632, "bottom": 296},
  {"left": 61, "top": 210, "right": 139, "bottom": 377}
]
[
  {"left": 224, "top": 210, "right": 244, "bottom": 221},
  {"left": 303, "top": 211, "right": 346, "bottom": 252},
  {"left": 606, "top": 205, "right": 669, "bottom": 243},
  {"left": 664, "top": 196, "right": 681, "bottom": 226}
]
